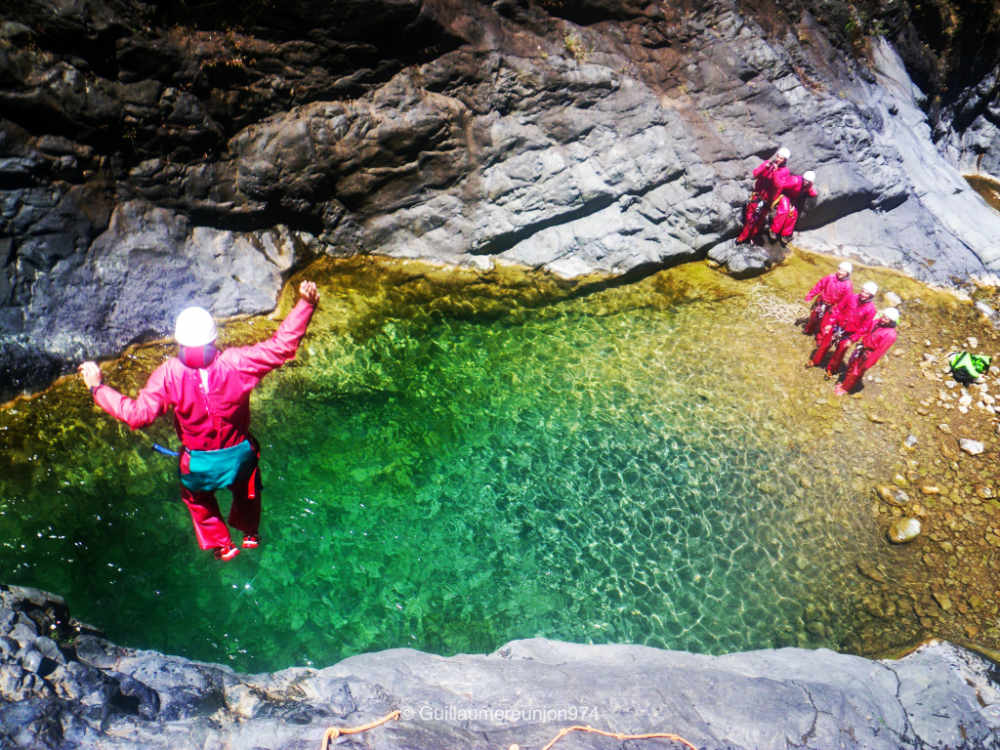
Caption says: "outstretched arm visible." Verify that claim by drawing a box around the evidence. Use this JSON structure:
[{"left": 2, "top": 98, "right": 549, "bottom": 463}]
[
  {"left": 78, "top": 361, "right": 170, "bottom": 429},
  {"left": 235, "top": 279, "right": 321, "bottom": 375}
]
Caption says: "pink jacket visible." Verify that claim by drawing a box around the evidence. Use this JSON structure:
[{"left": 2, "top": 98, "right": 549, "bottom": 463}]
[
  {"left": 857, "top": 323, "right": 897, "bottom": 369},
  {"left": 778, "top": 174, "right": 818, "bottom": 208},
  {"left": 832, "top": 295, "right": 877, "bottom": 341},
  {"left": 752, "top": 161, "right": 789, "bottom": 203},
  {"left": 806, "top": 273, "right": 852, "bottom": 306},
  {"left": 92, "top": 299, "right": 315, "bottom": 451}
]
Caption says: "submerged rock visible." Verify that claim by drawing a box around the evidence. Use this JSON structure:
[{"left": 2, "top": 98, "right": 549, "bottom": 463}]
[
  {"left": 888, "top": 517, "right": 922, "bottom": 543},
  {"left": 960, "top": 439, "right": 986, "bottom": 455}
]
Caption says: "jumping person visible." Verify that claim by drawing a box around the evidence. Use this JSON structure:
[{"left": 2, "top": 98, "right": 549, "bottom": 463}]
[
  {"left": 78, "top": 280, "right": 320, "bottom": 561},
  {"left": 803, "top": 261, "right": 853, "bottom": 336},
  {"left": 736, "top": 147, "right": 791, "bottom": 244},
  {"left": 809, "top": 280, "right": 878, "bottom": 375},
  {"left": 769, "top": 170, "right": 817, "bottom": 245},
  {"left": 835, "top": 308, "right": 899, "bottom": 395}
]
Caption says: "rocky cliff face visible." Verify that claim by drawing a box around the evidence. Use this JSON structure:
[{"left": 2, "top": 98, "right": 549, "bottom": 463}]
[
  {"left": 3, "top": 584, "right": 1000, "bottom": 750},
  {"left": 1, "top": 0, "right": 998, "bottom": 400}
]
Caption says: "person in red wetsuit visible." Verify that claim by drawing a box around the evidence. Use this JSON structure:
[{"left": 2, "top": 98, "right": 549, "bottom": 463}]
[
  {"left": 78, "top": 280, "right": 320, "bottom": 561},
  {"left": 835, "top": 308, "right": 899, "bottom": 395},
  {"left": 802, "top": 261, "right": 853, "bottom": 336},
  {"left": 770, "top": 170, "right": 817, "bottom": 246},
  {"left": 808, "top": 280, "right": 878, "bottom": 374},
  {"left": 736, "top": 147, "right": 790, "bottom": 244}
]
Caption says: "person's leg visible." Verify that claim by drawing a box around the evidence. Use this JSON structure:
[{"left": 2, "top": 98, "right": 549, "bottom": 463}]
[
  {"left": 825, "top": 337, "right": 852, "bottom": 375},
  {"left": 770, "top": 209, "right": 787, "bottom": 237},
  {"left": 180, "top": 487, "right": 235, "bottom": 552},
  {"left": 779, "top": 207, "right": 798, "bottom": 243},
  {"left": 814, "top": 309, "right": 836, "bottom": 344},
  {"left": 810, "top": 325, "right": 835, "bottom": 366},
  {"left": 228, "top": 446, "right": 262, "bottom": 547},
  {"left": 838, "top": 361, "right": 866, "bottom": 394},
  {"left": 228, "top": 468, "right": 261, "bottom": 537},
  {"left": 803, "top": 301, "right": 823, "bottom": 335}
]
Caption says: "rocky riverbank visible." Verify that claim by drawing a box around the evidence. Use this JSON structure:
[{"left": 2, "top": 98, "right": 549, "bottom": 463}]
[
  {"left": 3, "top": 0, "right": 1000, "bottom": 399},
  {"left": 2, "top": 584, "right": 999, "bottom": 750}
]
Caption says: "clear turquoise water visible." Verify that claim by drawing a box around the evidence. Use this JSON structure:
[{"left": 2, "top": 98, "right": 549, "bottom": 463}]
[{"left": 0, "top": 268, "right": 868, "bottom": 672}]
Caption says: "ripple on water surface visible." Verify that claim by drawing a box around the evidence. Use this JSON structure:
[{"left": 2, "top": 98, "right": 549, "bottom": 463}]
[{"left": 0, "top": 262, "right": 879, "bottom": 672}]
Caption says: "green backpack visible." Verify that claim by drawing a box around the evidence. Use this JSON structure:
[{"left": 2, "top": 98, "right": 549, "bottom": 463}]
[{"left": 949, "top": 351, "right": 991, "bottom": 384}]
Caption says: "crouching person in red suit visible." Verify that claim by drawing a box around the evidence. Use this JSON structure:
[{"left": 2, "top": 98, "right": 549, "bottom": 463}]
[
  {"left": 770, "top": 170, "right": 817, "bottom": 246},
  {"left": 836, "top": 308, "right": 899, "bottom": 395},
  {"left": 803, "top": 261, "right": 853, "bottom": 336},
  {"left": 79, "top": 280, "right": 320, "bottom": 561}
]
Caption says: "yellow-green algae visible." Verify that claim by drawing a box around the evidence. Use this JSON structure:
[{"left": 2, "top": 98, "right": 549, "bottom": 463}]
[{"left": 2, "top": 251, "right": 1000, "bottom": 670}]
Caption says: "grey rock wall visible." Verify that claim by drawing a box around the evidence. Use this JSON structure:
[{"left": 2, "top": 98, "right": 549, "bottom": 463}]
[
  {"left": 2, "top": 0, "right": 1000, "bottom": 399},
  {"left": 2, "top": 584, "right": 1000, "bottom": 750}
]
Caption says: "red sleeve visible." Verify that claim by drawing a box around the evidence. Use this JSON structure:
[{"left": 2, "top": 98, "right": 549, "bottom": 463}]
[
  {"left": 806, "top": 275, "right": 828, "bottom": 301},
  {"left": 92, "top": 362, "right": 172, "bottom": 430},
  {"left": 229, "top": 298, "right": 316, "bottom": 377},
  {"left": 752, "top": 161, "right": 772, "bottom": 178}
]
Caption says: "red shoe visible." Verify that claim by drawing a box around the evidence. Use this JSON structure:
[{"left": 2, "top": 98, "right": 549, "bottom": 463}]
[
  {"left": 213, "top": 543, "right": 240, "bottom": 561},
  {"left": 241, "top": 534, "right": 260, "bottom": 549}
]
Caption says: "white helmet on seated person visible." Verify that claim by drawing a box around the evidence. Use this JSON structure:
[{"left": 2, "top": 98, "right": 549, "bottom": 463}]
[
  {"left": 838, "top": 261, "right": 853, "bottom": 274},
  {"left": 802, "top": 170, "right": 816, "bottom": 183},
  {"left": 776, "top": 147, "right": 791, "bottom": 160},
  {"left": 881, "top": 307, "right": 899, "bottom": 323},
  {"left": 862, "top": 281, "right": 878, "bottom": 296}
]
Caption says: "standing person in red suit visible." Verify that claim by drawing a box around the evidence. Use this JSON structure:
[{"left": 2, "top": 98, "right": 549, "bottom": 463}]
[
  {"left": 836, "top": 308, "right": 899, "bottom": 395},
  {"left": 78, "top": 280, "right": 321, "bottom": 561},
  {"left": 770, "top": 170, "right": 817, "bottom": 246},
  {"left": 736, "top": 147, "right": 791, "bottom": 244},
  {"left": 802, "top": 261, "right": 853, "bottom": 336},
  {"left": 808, "top": 280, "right": 878, "bottom": 374}
]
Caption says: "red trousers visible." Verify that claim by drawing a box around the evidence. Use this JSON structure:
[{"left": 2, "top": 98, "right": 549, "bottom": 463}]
[
  {"left": 180, "top": 452, "right": 262, "bottom": 550},
  {"left": 811, "top": 327, "right": 852, "bottom": 373},
  {"left": 770, "top": 196, "right": 798, "bottom": 238},
  {"left": 841, "top": 356, "right": 869, "bottom": 392}
]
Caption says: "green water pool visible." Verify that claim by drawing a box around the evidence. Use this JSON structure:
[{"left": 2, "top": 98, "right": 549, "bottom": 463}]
[{"left": 1, "top": 260, "right": 883, "bottom": 672}]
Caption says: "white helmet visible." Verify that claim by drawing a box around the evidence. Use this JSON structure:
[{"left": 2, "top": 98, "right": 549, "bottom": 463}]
[
  {"left": 174, "top": 306, "right": 217, "bottom": 347},
  {"left": 776, "top": 147, "right": 791, "bottom": 160},
  {"left": 881, "top": 307, "right": 899, "bottom": 323},
  {"left": 838, "top": 261, "right": 853, "bottom": 274},
  {"left": 862, "top": 281, "right": 878, "bottom": 296},
  {"left": 802, "top": 170, "right": 816, "bottom": 183}
]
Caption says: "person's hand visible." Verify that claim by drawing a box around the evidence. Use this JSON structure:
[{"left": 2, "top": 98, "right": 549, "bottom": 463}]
[
  {"left": 298, "top": 280, "right": 320, "bottom": 305},
  {"left": 78, "top": 361, "right": 103, "bottom": 389}
]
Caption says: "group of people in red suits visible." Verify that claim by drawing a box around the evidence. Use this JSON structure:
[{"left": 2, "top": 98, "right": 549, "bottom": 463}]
[
  {"left": 737, "top": 147, "right": 818, "bottom": 246},
  {"left": 801, "top": 261, "right": 899, "bottom": 394}
]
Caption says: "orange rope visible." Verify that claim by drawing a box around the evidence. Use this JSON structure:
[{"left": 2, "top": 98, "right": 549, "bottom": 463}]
[
  {"left": 320, "top": 710, "right": 400, "bottom": 750},
  {"left": 319, "top": 711, "right": 697, "bottom": 750},
  {"left": 537, "top": 724, "right": 699, "bottom": 750}
]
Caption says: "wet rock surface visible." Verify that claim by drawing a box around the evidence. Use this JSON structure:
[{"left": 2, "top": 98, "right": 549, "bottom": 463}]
[
  {"left": 2, "top": 584, "right": 999, "bottom": 750},
  {"left": 2, "top": 0, "right": 1000, "bottom": 398}
]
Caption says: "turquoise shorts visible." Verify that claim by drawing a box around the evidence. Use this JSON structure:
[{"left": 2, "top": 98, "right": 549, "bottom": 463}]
[{"left": 179, "top": 440, "right": 257, "bottom": 492}]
